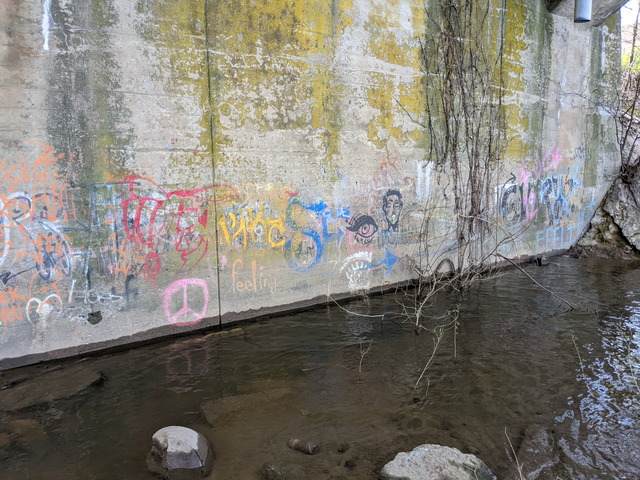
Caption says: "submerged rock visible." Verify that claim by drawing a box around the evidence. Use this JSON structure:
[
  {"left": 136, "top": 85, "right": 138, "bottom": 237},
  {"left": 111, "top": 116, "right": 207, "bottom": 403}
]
[
  {"left": 0, "top": 364, "right": 106, "bottom": 411},
  {"left": 201, "top": 388, "right": 291, "bottom": 426},
  {"left": 0, "top": 418, "right": 51, "bottom": 464},
  {"left": 0, "top": 419, "right": 48, "bottom": 450},
  {"left": 147, "top": 426, "right": 213, "bottom": 479},
  {"left": 380, "top": 444, "right": 496, "bottom": 480},
  {"left": 0, "top": 432, "right": 10, "bottom": 449},
  {"left": 2, "top": 419, "right": 46, "bottom": 442},
  {"left": 506, "top": 424, "right": 559, "bottom": 480},
  {"left": 260, "top": 462, "right": 304, "bottom": 480},
  {"left": 534, "top": 256, "right": 550, "bottom": 266}
]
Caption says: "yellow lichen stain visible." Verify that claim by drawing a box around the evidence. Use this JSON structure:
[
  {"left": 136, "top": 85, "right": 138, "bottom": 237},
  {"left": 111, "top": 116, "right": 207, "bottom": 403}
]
[
  {"left": 210, "top": 0, "right": 334, "bottom": 56},
  {"left": 135, "top": 0, "right": 212, "bottom": 181},
  {"left": 411, "top": 1, "right": 427, "bottom": 35},
  {"left": 308, "top": 67, "right": 342, "bottom": 180},
  {"left": 208, "top": 0, "right": 343, "bottom": 130},
  {"left": 367, "top": 75, "right": 400, "bottom": 148},
  {"left": 365, "top": 1, "right": 426, "bottom": 149},
  {"left": 207, "top": 0, "right": 356, "bottom": 179},
  {"left": 336, "top": 0, "right": 355, "bottom": 34},
  {"left": 500, "top": 0, "right": 532, "bottom": 160},
  {"left": 398, "top": 82, "right": 427, "bottom": 144}
]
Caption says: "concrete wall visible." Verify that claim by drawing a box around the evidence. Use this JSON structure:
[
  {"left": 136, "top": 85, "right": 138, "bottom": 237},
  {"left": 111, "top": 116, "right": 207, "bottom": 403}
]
[{"left": 0, "top": 0, "right": 621, "bottom": 369}]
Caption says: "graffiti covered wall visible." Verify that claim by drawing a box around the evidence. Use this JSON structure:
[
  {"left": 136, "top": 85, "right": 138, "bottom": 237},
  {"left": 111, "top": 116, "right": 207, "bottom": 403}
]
[{"left": 0, "top": 0, "right": 621, "bottom": 368}]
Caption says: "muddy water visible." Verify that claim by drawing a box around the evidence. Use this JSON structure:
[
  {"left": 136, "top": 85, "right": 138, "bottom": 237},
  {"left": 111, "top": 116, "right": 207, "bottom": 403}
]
[{"left": 0, "top": 256, "right": 639, "bottom": 479}]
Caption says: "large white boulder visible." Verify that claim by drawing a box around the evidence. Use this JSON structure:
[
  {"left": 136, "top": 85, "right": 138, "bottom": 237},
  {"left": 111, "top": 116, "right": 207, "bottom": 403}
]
[
  {"left": 381, "top": 444, "right": 496, "bottom": 480},
  {"left": 147, "top": 426, "right": 213, "bottom": 479}
]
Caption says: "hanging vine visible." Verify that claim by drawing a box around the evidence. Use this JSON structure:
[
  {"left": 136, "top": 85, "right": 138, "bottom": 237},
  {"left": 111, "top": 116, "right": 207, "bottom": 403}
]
[{"left": 416, "top": 0, "right": 509, "bottom": 285}]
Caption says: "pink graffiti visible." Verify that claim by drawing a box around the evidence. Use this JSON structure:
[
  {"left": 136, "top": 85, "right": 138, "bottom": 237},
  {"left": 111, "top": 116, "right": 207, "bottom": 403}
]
[
  {"left": 519, "top": 147, "right": 565, "bottom": 184},
  {"left": 544, "top": 146, "right": 563, "bottom": 172},
  {"left": 163, "top": 278, "right": 209, "bottom": 326},
  {"left": 518, "top": 166, "right": 532, "bottom": 185},
  {"left": 525, "top": 191, "right": 538, "bottom": 220},
  {"left": 121, "top": 176, "right": 240, "bottom": 277}
]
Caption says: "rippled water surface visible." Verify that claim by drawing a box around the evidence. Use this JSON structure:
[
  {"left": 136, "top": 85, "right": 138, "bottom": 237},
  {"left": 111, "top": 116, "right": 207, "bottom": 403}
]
[{"left": 1, "top": 256, "right": 639, "bottom": 479}]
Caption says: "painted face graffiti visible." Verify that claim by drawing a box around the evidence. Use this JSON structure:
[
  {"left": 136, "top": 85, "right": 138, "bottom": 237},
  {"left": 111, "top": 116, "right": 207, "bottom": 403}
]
[
  {"left": 382, "top": 189, "right": 403, "bottom": 231},
  {"left": 346, "top": 214, "right": 378, "bottom": 244}
]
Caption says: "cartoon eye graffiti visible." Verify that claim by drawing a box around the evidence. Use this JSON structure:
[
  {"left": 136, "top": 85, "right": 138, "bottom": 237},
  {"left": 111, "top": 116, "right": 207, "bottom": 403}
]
[{"left": 346, "top": 214, "right": 378, "bottom": 244}]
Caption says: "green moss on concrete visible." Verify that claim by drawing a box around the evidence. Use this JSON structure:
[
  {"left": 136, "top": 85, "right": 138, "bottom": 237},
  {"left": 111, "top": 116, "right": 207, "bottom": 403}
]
[
  {"left": 46, "top": 0, "right": 135, "bottom": 188},
  {"left": 522, "top": 0, "right": 553, "bottom": 162},
  {"left": 583, "top": 17, "right": 621, "bottom": 187}
]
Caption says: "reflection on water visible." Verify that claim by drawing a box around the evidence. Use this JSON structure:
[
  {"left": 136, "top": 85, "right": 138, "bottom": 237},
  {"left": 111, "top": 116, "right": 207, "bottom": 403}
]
[{"left": 0, "top": 256, "right": 639, "bottom": 479}]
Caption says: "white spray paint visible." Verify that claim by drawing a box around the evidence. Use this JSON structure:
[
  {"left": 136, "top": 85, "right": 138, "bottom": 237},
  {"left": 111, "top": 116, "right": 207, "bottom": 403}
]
[
  {"left": 416, "top": 161, "right": 433, "bottom": 203},
  {"left": 42, "top": 0, "right": 52, "bottom": 51}
]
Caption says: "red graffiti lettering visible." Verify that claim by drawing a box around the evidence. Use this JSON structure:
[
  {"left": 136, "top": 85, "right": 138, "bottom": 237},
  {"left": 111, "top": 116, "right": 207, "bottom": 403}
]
[{"left": 121, "top": 176, "right": 239, "bottom": 276}]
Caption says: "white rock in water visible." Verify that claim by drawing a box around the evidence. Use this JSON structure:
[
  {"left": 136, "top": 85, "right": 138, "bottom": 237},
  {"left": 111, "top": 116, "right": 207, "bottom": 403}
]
[
  {"left": 381, "top": 444, "right": 496, "bottom": 480},
  {"left": 148, "top": 426, "right": 212, "bottom": 478}
]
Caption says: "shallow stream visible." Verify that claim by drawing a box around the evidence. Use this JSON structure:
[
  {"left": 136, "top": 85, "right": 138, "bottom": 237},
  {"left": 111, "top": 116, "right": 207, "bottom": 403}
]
[{"left": 0, "top": 256, "right": 639, "bottom": 479}]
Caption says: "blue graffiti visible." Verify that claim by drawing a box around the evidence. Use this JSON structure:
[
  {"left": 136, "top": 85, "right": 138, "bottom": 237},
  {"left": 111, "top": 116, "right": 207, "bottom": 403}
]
[
  {"left": 369, "top": 248, "right": 399, "bottom": 276},
  {"left": 501, "top": 158, "right": 584, "bottom": 226},
  {"left": 284, "top": 196, "right": 350, "bottom": 271}
]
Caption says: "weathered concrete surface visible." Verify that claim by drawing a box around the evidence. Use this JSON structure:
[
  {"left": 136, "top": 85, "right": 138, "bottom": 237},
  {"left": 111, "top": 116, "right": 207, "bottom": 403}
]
[
  {"left": 0, "top": 0, "right": 622, "bottom": 369},
  {"left": 380, "top": 444, "right": 496, "bottom": 480}
]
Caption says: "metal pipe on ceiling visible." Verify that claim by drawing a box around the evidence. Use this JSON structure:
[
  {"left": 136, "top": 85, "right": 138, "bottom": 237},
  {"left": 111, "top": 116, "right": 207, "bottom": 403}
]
[{"left": 574, "top": 0, "right": 592, "bottom": 22}]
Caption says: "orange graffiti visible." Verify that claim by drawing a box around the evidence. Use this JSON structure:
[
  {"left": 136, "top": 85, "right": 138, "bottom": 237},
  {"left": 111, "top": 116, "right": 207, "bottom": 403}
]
[{"left": 0, "top": 287, "right": 26, "bottom": 327}]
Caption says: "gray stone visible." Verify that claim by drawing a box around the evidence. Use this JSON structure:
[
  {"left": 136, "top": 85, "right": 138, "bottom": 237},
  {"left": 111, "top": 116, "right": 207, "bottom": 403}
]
[
  {"left": 603, "top": 178, "right": 640, "bottom": 250},
  {"left": 380, "top": 444, "right": 496, "bottom": 480},
  {"left": 147, "top": 426, "right": 213, "bottom": 479}
]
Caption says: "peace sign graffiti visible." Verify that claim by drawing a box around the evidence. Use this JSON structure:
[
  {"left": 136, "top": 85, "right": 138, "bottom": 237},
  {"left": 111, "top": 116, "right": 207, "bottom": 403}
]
[{"left": 163, "top": 278, "right": 209, "bottom": 326}]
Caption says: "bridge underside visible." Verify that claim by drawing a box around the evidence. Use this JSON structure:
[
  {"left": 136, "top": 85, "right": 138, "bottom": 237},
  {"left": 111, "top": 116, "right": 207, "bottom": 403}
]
[{"left": 548, "top": 0, "right": 629, "bottom": 25}]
